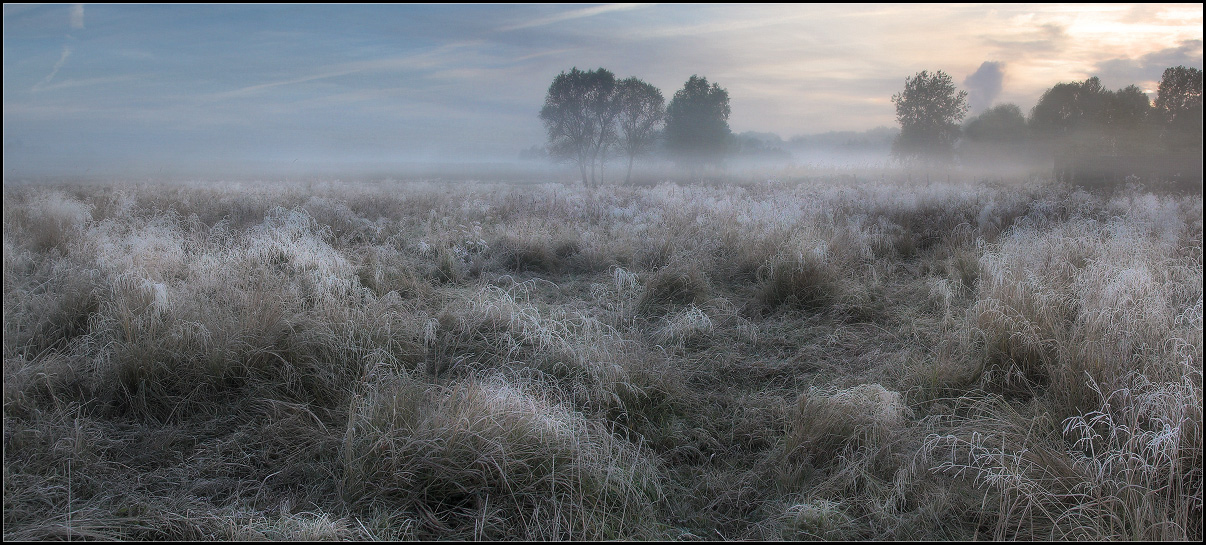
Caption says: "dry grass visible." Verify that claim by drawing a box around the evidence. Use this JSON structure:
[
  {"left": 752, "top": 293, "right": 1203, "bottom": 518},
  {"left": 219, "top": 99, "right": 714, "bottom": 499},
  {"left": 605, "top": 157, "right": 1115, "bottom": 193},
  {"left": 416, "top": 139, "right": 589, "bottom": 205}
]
[
  {"left": 785, "top": 383, "right": 912, "bottom": 466},
  {"left": 341, "top": 371, "right": 662, "bottom": 539},
  {"left": 4, "top": 175, "right": 1200, "bottom": 540}
]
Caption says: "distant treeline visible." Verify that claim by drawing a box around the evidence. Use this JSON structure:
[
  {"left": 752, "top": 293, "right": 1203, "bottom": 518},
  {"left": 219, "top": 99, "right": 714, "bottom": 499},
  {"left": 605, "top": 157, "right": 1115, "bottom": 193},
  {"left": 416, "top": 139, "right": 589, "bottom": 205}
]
[
  {"left": 958, "top": 66, "right": 1202, "bottom": 189},
  {"left": 528, "top": 65, "right": 1203, "bottom": 188}
]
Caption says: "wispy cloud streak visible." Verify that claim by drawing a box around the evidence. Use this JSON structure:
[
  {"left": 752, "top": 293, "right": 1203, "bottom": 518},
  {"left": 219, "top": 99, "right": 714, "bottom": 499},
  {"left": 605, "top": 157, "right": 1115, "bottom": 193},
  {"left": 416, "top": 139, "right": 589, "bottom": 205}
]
[
  {"left": 31, "top": 45, "right": 72, "bottom": 92},
  {"left": 70, "top": 4, "right": 84, "bottom": 30},
  {"left": 211, "top": 42, "right": 481, "bottom": 100},
  {"left": 497, "top": 4, "right": 646, "bottom": 32},
  {"left": 214, "top": 67, "right": 366, "bottom": 99}
]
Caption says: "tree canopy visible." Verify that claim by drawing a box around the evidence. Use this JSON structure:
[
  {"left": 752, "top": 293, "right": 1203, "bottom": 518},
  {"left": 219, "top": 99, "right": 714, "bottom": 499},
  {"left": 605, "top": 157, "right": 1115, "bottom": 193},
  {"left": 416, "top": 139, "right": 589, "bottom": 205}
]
[
  {"left": 664, "top": 75, "right": 732, "bottom": 170},
  {"left": 614, "top": 77, "right": 666, "bottom": 184},
  {"left": 890, "top": 70, "right": 968, "bottom": 165},
  {"left": 1029, "top": 77, "right": 1109, "bottom": 137},
  {"left": 539, "top": 67, "right": 618, "bottom": 186},
  {"left": 959, "top": 103, "right": 1030, "bottom": 167},
  {"left": 1154, "top": 65, "right": 1203, "bottom": 151},
  {"left": 1028, "top": 76, "right": 1156, "bottom": 154},
  {"left": 964, "top": 103, "right": 1027, "bottom": 143}
]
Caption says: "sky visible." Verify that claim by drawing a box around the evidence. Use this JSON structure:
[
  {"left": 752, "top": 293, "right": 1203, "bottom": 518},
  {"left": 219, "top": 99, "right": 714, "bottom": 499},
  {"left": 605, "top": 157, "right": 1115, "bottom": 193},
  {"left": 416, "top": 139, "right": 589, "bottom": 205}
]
[{"left": 3, "top": 3, "right": 1202, "bottom": 179}]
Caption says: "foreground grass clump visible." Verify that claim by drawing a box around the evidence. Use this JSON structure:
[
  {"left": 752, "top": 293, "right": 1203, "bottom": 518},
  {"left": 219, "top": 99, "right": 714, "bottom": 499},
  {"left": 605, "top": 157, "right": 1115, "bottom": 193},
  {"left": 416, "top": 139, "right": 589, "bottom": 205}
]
[
  {"left": 636, "top": 261, "right": 714, "bottom": 315},
  {"left": 342, "top": 372, "right": 662, "bottom": 539},
  {"left": 756, "top": 252, "right": 842, "bottom": 313},
  {"left": 4, "top": 176, "right": 1201, "bottom": 540},
  {"left": 785, "top": 383, "right": 911, "bottom": 466}
]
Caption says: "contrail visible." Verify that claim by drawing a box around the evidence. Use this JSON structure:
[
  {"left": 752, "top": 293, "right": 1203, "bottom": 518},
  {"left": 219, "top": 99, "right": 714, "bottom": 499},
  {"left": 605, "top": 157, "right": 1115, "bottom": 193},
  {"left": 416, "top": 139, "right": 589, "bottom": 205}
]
[{"left": 32, "top": 45, "right": 72, "bottom": 92}]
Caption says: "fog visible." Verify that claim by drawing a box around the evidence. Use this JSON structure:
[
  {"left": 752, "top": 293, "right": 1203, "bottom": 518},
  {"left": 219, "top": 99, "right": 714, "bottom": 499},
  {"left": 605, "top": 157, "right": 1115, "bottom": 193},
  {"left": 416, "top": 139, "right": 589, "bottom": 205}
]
[{"left": 3, "top": 4, "right": 1202, "bottom": 183}]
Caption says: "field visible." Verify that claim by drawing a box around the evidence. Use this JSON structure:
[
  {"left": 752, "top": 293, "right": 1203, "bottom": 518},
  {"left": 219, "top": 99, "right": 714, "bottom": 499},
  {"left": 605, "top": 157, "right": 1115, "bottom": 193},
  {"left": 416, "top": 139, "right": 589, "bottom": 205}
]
[{"left": 3, "top": 173, "right": 1202, "bottom": 540}]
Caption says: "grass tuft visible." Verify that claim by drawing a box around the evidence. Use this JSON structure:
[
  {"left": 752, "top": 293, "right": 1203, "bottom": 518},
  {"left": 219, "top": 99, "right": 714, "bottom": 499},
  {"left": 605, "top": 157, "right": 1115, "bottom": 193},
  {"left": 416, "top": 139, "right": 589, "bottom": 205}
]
[
  {"left": 340, "top": 373, "right": 664, "bottom": 539},
  {"left": 636, "top": 262, "right": 714, "bottom": 315},
  {"left": 756, "top": 252, "right": 841, "bottom": 313}
]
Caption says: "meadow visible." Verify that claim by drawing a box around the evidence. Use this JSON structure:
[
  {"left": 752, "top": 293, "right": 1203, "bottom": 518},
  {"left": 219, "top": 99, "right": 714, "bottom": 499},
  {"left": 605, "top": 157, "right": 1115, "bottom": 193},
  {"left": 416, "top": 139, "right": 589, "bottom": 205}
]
[{"left": 3, "top": 172, "right": 1201, "bottom": 540}]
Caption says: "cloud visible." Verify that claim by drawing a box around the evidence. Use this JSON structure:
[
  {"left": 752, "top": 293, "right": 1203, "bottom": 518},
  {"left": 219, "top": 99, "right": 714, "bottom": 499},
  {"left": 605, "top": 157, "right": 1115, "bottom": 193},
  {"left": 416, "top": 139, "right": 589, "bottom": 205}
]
[
  {"left": 512, "top": 48, "right": 575, "bottom": 63},
  {"left": 31, "top": 45, "right": 72, "bottom": 92},
  {"left": 24, "top": 75, "right": 142, "bottom": 93},
  {"left": 214, "top": 67, "right": 366, "bottom": 99},
  {"left": 1092, "top": 39, "right": 1204, "bottom": 90},
  {"left": 497, "top": 4, "right": 646, "bottom": 32},
  {"left": 70, "top": 4, "right": 84, "bottom": 29},
  {"left": 964, "top": 61, "right": 1005, "bottom": 113},
  {"left": 210, "top": 42, "right": 482, "bottom": 100},
  {"left": 982, "top": 22, "right": 1067, "bottom": 55}
]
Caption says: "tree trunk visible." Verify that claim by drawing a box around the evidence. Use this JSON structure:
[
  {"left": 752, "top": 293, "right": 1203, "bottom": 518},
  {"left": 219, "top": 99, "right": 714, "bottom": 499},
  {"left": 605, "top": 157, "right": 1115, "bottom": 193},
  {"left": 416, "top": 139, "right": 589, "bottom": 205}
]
[{"left": 625, "top": 154, "right": 635, "bottom": 184}]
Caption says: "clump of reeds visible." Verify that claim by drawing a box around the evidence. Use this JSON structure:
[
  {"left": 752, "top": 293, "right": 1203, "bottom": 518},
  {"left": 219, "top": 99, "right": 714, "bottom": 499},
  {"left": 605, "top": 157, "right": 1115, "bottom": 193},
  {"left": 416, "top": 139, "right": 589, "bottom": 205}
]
[
  {"left": 353, "top": 245, "right": 431, "bottom": 299},
  {"left": 5, "top": 190, "right": 94, "bottom": 252},
  {"left": 489, "top": 232, "right": 581, "bottom": 274},
  {"left": 654, "top": 304, "right": 715, "bottom": 350}
]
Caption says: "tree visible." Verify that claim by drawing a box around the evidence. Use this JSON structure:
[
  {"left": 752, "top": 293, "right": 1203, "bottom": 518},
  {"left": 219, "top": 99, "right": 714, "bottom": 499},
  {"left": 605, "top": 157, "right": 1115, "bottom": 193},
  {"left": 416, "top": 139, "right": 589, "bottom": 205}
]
[
  {"left": 1030, "top": 77, "right": 1119, "bottom": 135},
  {"left": 614, "top": 77, "right": 665, "bottom": 184},
  {"left": 960, "top": 103, "right": 1029, "bottom": 166},
  {"left": 731, "top": 132, "right": 792, "bottom": 163},
  {"left": 1030, "top": 77, "right": 1155, "bottom": 154},
  {"left": 664, "top": 75, "right": 731, "bottom": 171},
  {"left": 964, "top": 103, "right": 1027, "bottom": 143},
  {"left": 539, "top": 67, "right": 618, "bottom": 186},
  {"left": 1154, "top": 65, "right": 1203, "bottom": 151},
  {"left": 1105, "top": 84, "right": 1154, "bottom": 153},
  {"left": 890, "top": 70, "right": 968, "bottom": 165},
  {"left": 583, "top": 70, "right": 620, "bottom": 186},
  {"left": 1108, "top": 85, "right": 1150, "bottom": 129}
]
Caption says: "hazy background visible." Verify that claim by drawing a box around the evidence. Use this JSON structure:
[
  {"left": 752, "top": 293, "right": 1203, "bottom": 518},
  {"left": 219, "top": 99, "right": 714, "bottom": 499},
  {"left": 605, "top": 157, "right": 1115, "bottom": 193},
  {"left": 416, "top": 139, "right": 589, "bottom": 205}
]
[{"left": 3, "top": 3, "right": 1202, "bottom": 180}]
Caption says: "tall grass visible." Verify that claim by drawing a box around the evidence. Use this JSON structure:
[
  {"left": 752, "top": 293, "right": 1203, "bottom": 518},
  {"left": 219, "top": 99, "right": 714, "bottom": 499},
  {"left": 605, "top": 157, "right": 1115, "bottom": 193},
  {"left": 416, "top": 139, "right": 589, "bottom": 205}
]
[
  {"left": 4, "top": 176, "right": 1200, "bottom": 540},
  {"left": 342, "top": 371, "right": 662, "bottom": 539}
]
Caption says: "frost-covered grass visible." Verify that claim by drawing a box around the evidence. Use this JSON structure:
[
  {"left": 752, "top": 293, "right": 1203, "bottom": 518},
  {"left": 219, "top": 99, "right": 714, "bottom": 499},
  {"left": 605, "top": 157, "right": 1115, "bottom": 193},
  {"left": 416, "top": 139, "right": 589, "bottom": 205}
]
[{"left": 3, "top": 176, "right": 1201, "bottom": 540}]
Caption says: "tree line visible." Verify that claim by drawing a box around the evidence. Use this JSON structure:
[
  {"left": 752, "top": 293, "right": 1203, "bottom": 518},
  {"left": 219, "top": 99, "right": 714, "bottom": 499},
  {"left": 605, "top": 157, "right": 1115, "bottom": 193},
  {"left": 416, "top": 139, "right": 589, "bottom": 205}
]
[
  {"left": 890, "top": 66, "right": 1203, "bottom": 181},
  {"left": 539, "top": 65, "right": 1202, "bottom": 184}
]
